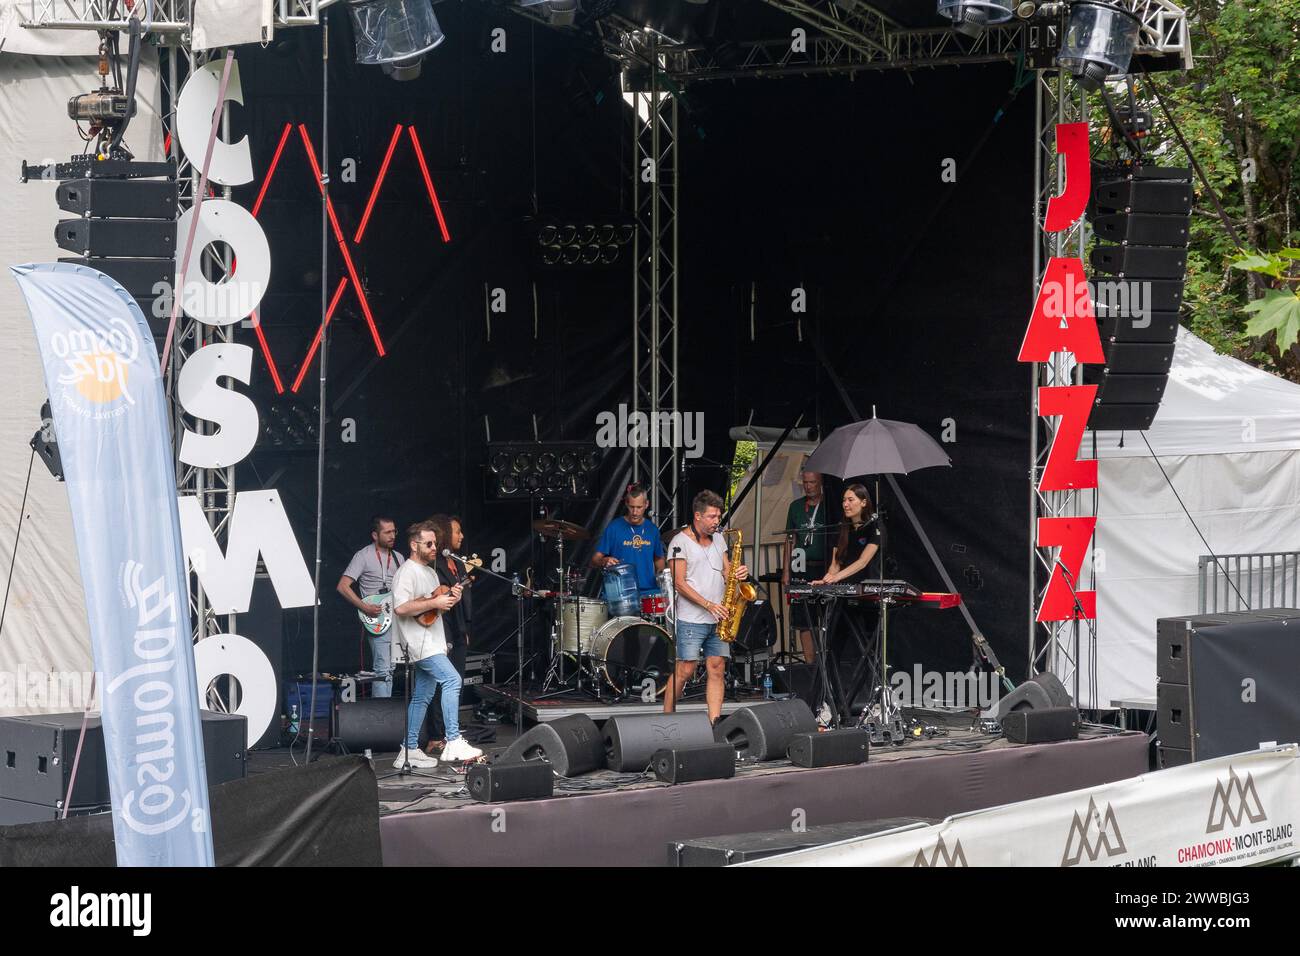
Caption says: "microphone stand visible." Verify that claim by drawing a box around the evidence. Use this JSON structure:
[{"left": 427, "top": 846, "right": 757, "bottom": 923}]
[
  {"left": 668, "top": 545, "right": 682, "bottom": 714},
  {"left": 445, "top": 550, "right": 539, "bottom": 736}
]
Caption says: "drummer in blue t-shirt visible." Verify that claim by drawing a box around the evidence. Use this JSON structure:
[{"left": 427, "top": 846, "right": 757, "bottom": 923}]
[{"left": 590, "top": 482, "right": 666, "bottom": 593}]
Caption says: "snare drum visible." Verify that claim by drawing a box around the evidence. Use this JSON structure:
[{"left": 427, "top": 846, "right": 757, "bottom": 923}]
[
  {"left": 639, "top": 590, "right": 668, "bottom": 618},
  {"left": 560, "top": 597, "right": 609, "bottom": 654},
  {"left": 589, "top": 616, "right": 673, "bottom": 695}
]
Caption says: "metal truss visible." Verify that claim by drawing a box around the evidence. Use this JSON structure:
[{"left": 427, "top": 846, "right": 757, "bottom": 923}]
[
  {"left": 12, "top": 0, "right": 320, "bottom": 36},
  {"left": 160, "top": 47, "right": 240, "bottom": 646},
  {"left": 628, "top": 38, "right": 680, "bottom": 530},
  {"left": 1029, "top": 70, "right": 1096, "bottom": 704},
  {"left": 660, "top": 23, "right": 1026, "bottom": 81}
]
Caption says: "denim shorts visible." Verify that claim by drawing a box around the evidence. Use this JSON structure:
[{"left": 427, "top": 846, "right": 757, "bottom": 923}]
[{"left": 674, "top": 620, "right": 730, "bottom": 660}]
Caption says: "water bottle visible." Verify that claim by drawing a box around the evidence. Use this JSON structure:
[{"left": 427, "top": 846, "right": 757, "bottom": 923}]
[
  {"left": 289, "top": 703, "right": 300, "bottom": 735},
  {"left": 763, "top": 673, "right": 773, "bottom": 700}
]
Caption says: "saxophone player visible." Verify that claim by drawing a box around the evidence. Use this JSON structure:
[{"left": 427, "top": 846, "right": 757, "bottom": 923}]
[{"left": 665, "top": 490, "right": 749, "bottom": 723}]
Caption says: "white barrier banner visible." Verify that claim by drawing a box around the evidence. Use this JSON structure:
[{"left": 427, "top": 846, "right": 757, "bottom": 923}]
[{"left": 748, "top": 745, "right": 1300, "bottom": 867}]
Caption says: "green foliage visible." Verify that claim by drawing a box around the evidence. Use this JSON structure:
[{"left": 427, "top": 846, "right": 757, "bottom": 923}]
[
  {"left": 728, "top": 441, "right": 757, "bottom": 504},
  {"left": 1094, "top": 0, "right": 1300, "bottom": 376}
]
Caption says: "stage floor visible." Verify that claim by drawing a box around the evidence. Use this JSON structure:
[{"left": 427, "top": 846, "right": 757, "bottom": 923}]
[{"left": 245, "top": 717, "right": 1149, "bottom": 837}]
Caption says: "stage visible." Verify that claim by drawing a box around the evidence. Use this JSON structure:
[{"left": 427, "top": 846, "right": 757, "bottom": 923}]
[{"left": 354, "top": 725, "right": 1149, "bottom": 867}]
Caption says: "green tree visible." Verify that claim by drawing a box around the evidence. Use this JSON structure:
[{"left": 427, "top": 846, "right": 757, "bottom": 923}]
[{"left": 1096, "top": 1, "right": 1300, "bottom": 375}]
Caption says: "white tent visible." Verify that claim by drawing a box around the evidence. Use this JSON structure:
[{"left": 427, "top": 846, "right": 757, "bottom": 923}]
[{"left": 1073, "top": 328, "right": 1300, "bottom": 707}]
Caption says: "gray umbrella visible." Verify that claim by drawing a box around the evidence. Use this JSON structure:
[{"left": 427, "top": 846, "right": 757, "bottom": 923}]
[{"left": 804, "top": 416, "right": 951, "bottom": 478}]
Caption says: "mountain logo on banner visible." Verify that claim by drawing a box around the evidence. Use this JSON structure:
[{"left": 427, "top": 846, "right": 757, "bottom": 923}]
[
  {"left": 913, "top": 835, "right": 968, "bottom": 867},
  {"left": 1206, "top": 767, "right": 1267, "bottom": 834},
  {"left": 51, "top": 316, "right": 140, "bottom": 410},
  {"left": 1061, "top": 797, "right": 1127, "bottom": 866}
]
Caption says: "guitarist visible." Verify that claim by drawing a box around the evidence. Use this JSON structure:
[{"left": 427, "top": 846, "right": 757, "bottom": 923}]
[
  {"left": 391, "top": 521, "right": 483, "bottom": 767},
  {"left": 337, "top": 516, "right": 404, "bottom": 698},
  {"left": 425, "top": 513, "right": 473, "bottom": 752}
]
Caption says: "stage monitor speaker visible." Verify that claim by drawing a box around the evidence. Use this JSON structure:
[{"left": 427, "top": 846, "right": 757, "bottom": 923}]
[
  {"left": 652, "top": 743, "right": 735, "bottom": 784},
  {"left": 500, "top": 714, "right": 605, "bottom": 777},
  {"left": 997, "top": 672, "right": 1073, "bottom": 721},
  {"left": 1002, "top": 706, "right": 1080, "bottom": 744},
  {"left": 602, "top": 712, "right": 714, "bottom": 772},
  {"left": 713, "top": 699, "right": 817, "bottom": 761},
  {"left": 56, "top": 178, "right": 177, "bottom": 219},
  {"left": 1154, "top": 610, "right": 1300, "bottom": 761},
  {"left": 787, "top": 728, "right": 869, "bottom": 768},
  {"left": 336, "top": 698, "right": 428, "bottom": 752},
  {"left": 467, "top": 760, "right": 554, "bottom": 803}
]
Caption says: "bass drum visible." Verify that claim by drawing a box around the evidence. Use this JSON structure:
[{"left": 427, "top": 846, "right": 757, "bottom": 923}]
[
  {"left": 589, "top": 616, "right": 674, "bottom": 696},
  {"left": 560, "top": 597, "right": 609, "bottom": 654}
]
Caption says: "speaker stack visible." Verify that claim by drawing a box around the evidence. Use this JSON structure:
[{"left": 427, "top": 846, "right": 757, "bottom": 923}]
[
  {"left": 0, "top": 711, "right": 246, "bottom": 825},
  {"left": 1156, "top": 609, "right": 1300, "bottom": 767},
  {"left": 1085, "top": 162, "right": 1193, "bottom": 432},
  {"left": 53, "top": 169, "right": 178, "bottom": 344}
]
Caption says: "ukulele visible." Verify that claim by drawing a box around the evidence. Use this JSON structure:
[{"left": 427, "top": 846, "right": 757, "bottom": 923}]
[{"left": 417, "top": 554, "right": 483, "bottom": 626}]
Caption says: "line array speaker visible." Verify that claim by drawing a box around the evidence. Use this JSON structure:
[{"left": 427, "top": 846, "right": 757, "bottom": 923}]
[{"left": 1086, "top": 163, "right": 1192, "bottom": 432}]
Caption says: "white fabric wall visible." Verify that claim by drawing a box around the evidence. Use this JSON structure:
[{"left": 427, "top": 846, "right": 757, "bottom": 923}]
[
  {"left": 0, "top": 51, "right": 163, "bottom": 716},
  {"left": 1081, "top": 450, "right": 1300, "bottom": 706}
]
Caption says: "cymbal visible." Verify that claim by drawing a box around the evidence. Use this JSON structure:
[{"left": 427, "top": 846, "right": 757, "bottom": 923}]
[{"left": 532, "top": 518, "right": 591, "bottom": 541}]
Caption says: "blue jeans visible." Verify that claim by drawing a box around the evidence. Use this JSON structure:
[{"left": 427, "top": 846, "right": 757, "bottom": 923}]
[
  {"left": 406, "top": 653, "right": 461, "bottom": 749},
  {"left": 675, "top": 620, "right": 731, "bottom": 660},
  {"left": 368, "top": 630, "right": 393, "bottom": 698}
]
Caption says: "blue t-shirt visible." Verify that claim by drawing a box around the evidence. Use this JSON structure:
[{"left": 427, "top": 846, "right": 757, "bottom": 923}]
[{"left": 597, "top": 516, "right": 665, "bottom": 592}]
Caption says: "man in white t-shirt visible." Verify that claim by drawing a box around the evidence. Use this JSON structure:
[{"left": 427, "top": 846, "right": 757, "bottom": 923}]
[
  {"left": 390, "top": 520, "right": 483, "bottom": 768},
  {"left": 665, "top": 490, "right": 749, "bottom": 723}
]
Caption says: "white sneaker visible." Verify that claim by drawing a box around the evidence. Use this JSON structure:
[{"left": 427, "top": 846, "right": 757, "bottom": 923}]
[
  {"left": 441, "top": 737, "right": 483, "bottom": 762},
  {"left": 392, "top": 746, "right": 437, "bottom": 769}
]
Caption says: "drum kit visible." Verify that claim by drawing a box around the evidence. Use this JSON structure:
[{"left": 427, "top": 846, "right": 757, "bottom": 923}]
[{"left": 530, "top": 518, "right": 674, "bottom": 700}]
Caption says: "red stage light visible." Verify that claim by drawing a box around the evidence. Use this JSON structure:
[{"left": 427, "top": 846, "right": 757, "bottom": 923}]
[
  {"left": 291, "top": 277, "right": 351, "bottom": 393},
  {"left": 298, "top": 124, "right": 386, "bottom": 357},
  {"left": 407, "top": 126, "right": 451, "bottom": 243},
  {"left": 355, "top": 124, "right": 404, "bottom": 245}
]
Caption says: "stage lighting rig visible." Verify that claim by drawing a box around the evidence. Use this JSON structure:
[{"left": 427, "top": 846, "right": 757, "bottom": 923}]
[
  {"left": 347, "top": 0, "right": 446, "bottom": 81},
  {"left": 1058, "top": 1, "right": 1141, "bottom": 88},
  {"left": 486, "top": 441, "right": 604, "bottom": 501},
  {"left": 937, "top": 0, "right": 1014, "bottom": 37}
]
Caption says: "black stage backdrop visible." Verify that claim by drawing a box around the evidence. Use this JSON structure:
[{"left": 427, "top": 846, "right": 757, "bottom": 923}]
[{"left": 224, "top": 6, "right": 1035, "bottom": 686}]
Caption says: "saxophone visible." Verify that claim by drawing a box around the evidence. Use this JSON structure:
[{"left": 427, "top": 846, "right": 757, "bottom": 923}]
[{"left": 717, "top": 529, "right": 757, "bottom": 643}]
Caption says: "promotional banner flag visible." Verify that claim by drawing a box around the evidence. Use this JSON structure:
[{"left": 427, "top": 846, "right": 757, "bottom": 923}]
[{"left": 11, "top": 262, "right": 214, "bottom": 867}]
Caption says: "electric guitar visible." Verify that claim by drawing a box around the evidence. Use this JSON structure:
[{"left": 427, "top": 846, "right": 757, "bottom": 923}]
[
  {"left": 417, "top": 554, "right": 483, "bottom": 627},
  {"left": 358, "top": 593, "right": 392, "bottom": 635}
]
